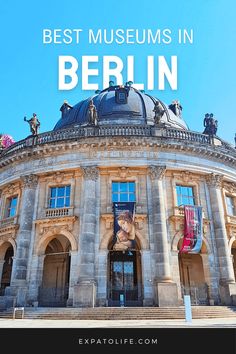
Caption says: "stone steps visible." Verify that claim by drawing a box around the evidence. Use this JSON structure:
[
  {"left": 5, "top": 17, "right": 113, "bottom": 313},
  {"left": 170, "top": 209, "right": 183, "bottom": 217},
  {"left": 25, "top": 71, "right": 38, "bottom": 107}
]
[{"left": 1, "top": 306, "right": 236, "bottom": 320}]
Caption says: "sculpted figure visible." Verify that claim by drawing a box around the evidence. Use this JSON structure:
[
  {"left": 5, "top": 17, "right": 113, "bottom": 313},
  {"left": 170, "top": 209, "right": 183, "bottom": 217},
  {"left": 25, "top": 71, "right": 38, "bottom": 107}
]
[
  {"left": 169, "top": 100, "right": 182, "bottom": 117},
  {"left": 24, "top": 113, "right": 40, "bottom": 135},
  {"left": 153, "top": 101, "right": 165, "bottom": 124},
  {"left": 203, "top": 113, "right": 218, "bottom": 135},
  {"left": 88, "top": 99, "right": 98, "bottom": 125}
]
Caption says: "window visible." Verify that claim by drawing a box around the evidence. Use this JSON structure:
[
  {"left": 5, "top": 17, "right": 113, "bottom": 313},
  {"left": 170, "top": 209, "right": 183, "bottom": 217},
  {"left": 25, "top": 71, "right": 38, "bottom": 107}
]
[
  {"left": 6, "top": 196, "right": 18, "bottom": 218},
  {"left": 112, "top": 182, "right": 136, "bottom": 202},
  {"left": 48, "top": 186, "right": 71, "bottom": 208},
  {"left": 226, "top": 196, "right": 235, "bottom": 216},
  {"left": 115, "top": 88, "right": 128, "bottom": 104},
  {"left": 176, "top": 185, "right": 195, "bottom": 206}
]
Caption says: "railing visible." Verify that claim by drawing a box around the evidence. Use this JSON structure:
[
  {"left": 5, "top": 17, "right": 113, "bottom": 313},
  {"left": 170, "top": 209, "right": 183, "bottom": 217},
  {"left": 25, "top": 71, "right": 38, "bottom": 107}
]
[
  {"left": 1, "top": 125, "right": 235, "bottom": 158},
  {"left": 181, "top": 283, "right": 209, "bottom": 305},
  {"left": 0, "top": 216, "right": 18, "bottom": 228},
  {"left": 45, "top": 207, "right": 73, "bottom": 218},
  {"left": 173, "top": 206, "right": 206, "bottom": 219}
]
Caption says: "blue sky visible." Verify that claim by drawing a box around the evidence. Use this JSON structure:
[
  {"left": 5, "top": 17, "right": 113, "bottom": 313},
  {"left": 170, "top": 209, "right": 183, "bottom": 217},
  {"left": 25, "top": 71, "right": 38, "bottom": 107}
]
[{"left": 0, "top": 0, "right": 235, "bottom": 145}]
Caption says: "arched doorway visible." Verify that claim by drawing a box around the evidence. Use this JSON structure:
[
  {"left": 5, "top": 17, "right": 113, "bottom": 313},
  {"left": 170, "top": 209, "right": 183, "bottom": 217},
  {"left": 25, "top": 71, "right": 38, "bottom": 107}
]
[
  {"left": 178, "top": 238, "right": 209, "bottom": 305},
  {"left": 39, "top": 235, "right": 71, "bottom": 307},
  {"left": 231, "top": 240, "right": 236, "bottom": 281},
  {"left": 108, "top": 240, "right": 143, "bottom": 307},
  {"left": 0, "top": 242, "right": 14, "bottom": 296}
]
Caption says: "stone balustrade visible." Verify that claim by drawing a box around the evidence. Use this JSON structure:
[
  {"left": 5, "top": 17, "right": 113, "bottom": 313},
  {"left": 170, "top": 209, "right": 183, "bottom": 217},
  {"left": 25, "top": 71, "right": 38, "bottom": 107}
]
[
  {"left": 1, "top": 125, "right": 235, "bottom": 158},
  {"left": 173, "top": 206, "right": 206, "bottom": 219},
  {"left": 0, "top": 216, "right": 18, "bottom": 228},
  {"left": 45, "top": 207, "right": 74, "bottom": 218}
]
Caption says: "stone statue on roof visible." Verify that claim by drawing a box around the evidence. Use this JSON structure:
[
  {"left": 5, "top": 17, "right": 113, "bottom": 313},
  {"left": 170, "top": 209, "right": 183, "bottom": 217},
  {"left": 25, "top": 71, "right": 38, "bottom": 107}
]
[
  {"left": 153, "top": 101, "right": 165, "bottom": 125},
  {"left": 88, "top": 99, "right": 98, "bottom": 126},
  {"left": 203, "top": 113, "right": 218, "bottom": 135},
  {"left": 169, "top": 100, "right": 182, "bottom": 117},
  {"left": 24, "top": 113, "right": 40, "bottom": 136}
]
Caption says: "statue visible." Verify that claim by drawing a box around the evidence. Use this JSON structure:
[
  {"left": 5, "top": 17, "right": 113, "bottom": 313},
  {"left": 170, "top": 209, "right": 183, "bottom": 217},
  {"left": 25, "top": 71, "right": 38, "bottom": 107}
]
[
  {"left": 24, "top": 113, "right": 40, "bottom": 136},
  {"left": 60, "top": 100, "right": 72, "bottom": 118},
  {"left": 168, "top": 100, "right": 182, "bottom": 117},
  {"left": 88, "top": 99, "right": 98, "bottom": 126},
  {"left": 153, "top": 101, "right": 165, "bottom": 124},
  {"left": 203, "top": 113, "right": 218, "bottom": 135}
]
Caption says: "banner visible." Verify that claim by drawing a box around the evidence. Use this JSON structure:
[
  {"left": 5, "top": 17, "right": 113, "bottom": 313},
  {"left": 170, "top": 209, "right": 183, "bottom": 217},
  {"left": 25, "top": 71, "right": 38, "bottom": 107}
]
[
  {"left": 112, "top": 202, "right": 136, "bottom": 251},
  {"left": 180, "top": 205, "right": 203, "bottom": 254}
]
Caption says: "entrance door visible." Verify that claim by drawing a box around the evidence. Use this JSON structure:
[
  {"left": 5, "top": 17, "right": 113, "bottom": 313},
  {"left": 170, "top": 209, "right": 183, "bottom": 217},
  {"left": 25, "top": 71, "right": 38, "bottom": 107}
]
[
  {"left": 178, "top": 253, "right": 209, "bottom": 305},
  {"left": 109, "top": 250, "right": 142, "bottom": 306}
]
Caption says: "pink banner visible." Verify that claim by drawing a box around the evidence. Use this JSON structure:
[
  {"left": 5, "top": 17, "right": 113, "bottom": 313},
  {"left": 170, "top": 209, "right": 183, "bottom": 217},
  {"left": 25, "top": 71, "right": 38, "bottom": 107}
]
[{"left": 180, "top": 205, "right": 203, "bottom": 254}]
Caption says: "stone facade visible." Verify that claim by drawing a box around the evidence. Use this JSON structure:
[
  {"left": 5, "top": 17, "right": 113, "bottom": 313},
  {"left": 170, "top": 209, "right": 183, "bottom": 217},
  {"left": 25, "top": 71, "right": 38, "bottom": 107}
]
[
  {"left": 0, "top": 85, "right": 236, "bottom": 309},
  {"left": 0, "top": 130, "right": 235, "bottom": 309}
]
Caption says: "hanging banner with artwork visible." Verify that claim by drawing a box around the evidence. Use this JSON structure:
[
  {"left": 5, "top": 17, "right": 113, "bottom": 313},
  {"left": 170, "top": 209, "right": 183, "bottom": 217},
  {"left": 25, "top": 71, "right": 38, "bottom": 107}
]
[
  {"left": 112, "top": 202, "right": 136, "bottom": 251},
  {"left": 180, "top": 205, "right": 203, "bottom": 254}
]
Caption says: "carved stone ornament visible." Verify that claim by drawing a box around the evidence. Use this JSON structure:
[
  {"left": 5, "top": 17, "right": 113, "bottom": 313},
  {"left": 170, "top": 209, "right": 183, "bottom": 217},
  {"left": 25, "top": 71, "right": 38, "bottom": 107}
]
[
  {"left": 81, "top": 166, "right": 99, "bottom": 181},
  {"left": 53, "top": 172, "right": 65, "bottom": 184},
  {"left": 181, "top": 171, "right": 193, "bottom": 183},
  {"left": 224, "top": 182, "right": 236, "bottom": 194},
  {"left": 39, "top": 224, "right": 72, "bottom": 236},
  {"left": 3, "top": 182, "right": 21, "bottom": 196},
  {"left": 21, "top": 174, "right": 38, "bottom": 188},
  {"left": 148, "top": 165, "right": 166, "bottom": 180},
  {"left": 118, "top": 166, "right": 130, "bottom": 179},
  {"left": 206, "top": 173, "right": 223, "bottom": 188}
]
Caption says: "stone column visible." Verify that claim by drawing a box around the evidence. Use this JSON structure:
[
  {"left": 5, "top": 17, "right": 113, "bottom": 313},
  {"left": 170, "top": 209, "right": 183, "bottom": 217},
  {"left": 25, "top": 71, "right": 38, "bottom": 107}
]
[
  {"left": 206, "top": 174, "right": 236, "bottom": 304},
  {"left": 0, "top": 260, "right": 5, "bottom": 285},
  {"left": 141, "top": 250, "right": 154, "bottom": 306},
  {"left": 73, "top": 166, "right": 98, "bottom": 307},
  {"left": 97, "top": 250, "right": 108, "bottom": 307},
  {"left": 0, "top": 189, "right": 3, "bottom": 218},
  {"left": 148, "top": 165, "right": 178, "bottom": 306},
  {"left": 10, "top": 174, "right": 38, "bottom": 306},
  {"left": 27, "top": 254, "right": 45, "bottom": 305},
  {"left": 67, "top": 250, "right": 78, "bottom": 306}
]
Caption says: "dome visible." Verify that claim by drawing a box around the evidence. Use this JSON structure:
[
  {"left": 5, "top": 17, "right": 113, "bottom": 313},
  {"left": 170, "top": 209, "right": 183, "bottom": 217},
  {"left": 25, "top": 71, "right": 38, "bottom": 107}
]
[{"left": 53, "top": 85, "right": 189, "bottom": 131}]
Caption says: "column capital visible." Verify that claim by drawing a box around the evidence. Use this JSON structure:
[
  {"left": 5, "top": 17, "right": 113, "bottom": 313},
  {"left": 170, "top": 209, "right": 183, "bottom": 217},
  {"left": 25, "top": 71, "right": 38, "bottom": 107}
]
[
  {"left": 148, "top": 165, "right": 166, "bottom": 180},
  {"left": 206, "top": 173, "right": 223, "bottom": 188},
  {"left": 81, "top": 166, "right": 99, "bottom": 181},
  {"left": 21, "top": 174, "right": 38, "bottom": 189}
]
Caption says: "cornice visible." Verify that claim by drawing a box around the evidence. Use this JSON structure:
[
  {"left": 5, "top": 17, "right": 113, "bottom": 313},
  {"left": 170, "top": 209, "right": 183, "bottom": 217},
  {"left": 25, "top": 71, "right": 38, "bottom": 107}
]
[{"left": 0, "top": 136, "right": 236, "bottom": 169}]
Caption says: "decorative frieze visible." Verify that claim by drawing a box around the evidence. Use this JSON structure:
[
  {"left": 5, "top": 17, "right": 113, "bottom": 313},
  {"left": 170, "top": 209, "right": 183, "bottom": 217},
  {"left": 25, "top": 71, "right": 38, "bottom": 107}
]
[
  {"left": 35, "top": 216, "right": 77, "bottom": 235},
  {"left": 81, "top": 166, "right": 99, "bottom": 181},
  {"left": 148, "top": 165, "right": 166, "bottom": 180},
  {"left": 0, "top": 221, "right": 19, "bottom": 238},
  {"left": 21, "top": 174, "right": 38, "bottom": 188},
  {"left": 0, "top": 135, "right": 236, "bottom": 169}
]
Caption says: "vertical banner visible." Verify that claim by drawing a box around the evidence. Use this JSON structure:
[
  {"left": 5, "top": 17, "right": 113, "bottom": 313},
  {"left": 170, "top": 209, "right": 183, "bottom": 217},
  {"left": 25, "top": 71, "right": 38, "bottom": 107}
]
[
  {"left": 180, "top": 205, "right": 203, "bottom": 254},
  {"left": 112, "top": 202, "right": 136, "bottom": 251}
]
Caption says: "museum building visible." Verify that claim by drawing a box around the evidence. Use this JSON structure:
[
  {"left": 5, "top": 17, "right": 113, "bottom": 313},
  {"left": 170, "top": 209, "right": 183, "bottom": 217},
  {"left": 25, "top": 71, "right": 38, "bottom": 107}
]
[{"left": 0, "top": 84, "right": 236, "bottom": 309}]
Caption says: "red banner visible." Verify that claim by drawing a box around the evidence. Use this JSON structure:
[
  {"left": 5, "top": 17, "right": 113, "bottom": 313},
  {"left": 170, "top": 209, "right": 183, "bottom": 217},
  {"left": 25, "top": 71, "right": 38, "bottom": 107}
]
[{"left": 180, "top": 205, "right": 203, "bottom": 254}]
